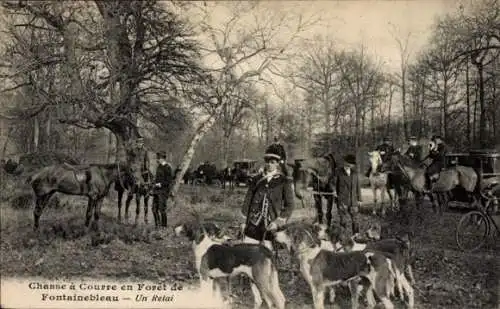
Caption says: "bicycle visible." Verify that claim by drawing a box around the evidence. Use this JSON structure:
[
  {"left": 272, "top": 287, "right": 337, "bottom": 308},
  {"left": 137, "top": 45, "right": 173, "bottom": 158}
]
[{"left": 455, "top": 188, "right": 499, "bottom": 252}]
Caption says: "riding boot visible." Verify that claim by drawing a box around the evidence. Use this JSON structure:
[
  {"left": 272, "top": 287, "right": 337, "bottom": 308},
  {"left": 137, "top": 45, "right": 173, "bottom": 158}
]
[
  {"left": 160, "top": 212, "right": 167, "bottom": 228},
  {"left": 326, "top": 212, "right": 333, "bottom": 229},
  {"left": 352, "top": 221, "right": 360, "bottom": 235},
  {"left": 365, "top": 166, "right": 372, "bottom": 178},
  {"left": 424, "top": 175, "right": 431, "bottom": 193}
]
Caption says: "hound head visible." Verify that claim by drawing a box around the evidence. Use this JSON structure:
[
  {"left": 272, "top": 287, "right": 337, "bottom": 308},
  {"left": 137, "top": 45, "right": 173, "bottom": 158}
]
[
  {"left": 273, "top": 221, "right": 322, "bottom": 255},
  {"left": 365, "top": 223, "right": 382, "bottom": 241},
  {"left": 173, "top": 222, "right": 230, "bottom": 245}
]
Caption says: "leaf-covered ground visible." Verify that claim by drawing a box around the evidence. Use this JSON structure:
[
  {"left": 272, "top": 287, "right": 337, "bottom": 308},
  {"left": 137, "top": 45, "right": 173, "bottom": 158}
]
[{"left": 1, "top": 185, "right": 499, "bottom": 309}]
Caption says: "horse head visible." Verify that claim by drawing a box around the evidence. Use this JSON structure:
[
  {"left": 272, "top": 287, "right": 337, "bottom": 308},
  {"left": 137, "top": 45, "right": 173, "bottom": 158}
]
[
  {"left": 291, "top": 156, "right": 335, "bottom": 200},
  {"left": 368, "top": 151, "right": 383, "bottom": 175}
]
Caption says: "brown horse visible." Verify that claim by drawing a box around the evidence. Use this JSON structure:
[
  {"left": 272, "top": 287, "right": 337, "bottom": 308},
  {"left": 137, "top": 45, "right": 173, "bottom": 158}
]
[
  {"left": 291, "top": 154, "right": 337, "bottom": 227},
  {"left": 27, "top": 162, "right": 132, "bottom": 231},
  {"left": 114, "top": 169, "right": 153, "bottom": 225},
  {"left": 380, "top": 152, "right": 479, "bottom": 215}
]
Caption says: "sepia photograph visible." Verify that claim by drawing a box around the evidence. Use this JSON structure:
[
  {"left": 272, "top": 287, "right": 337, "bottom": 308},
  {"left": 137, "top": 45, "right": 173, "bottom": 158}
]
[{"left": 0, "top": 0, "right": 498, "bottom": 308}]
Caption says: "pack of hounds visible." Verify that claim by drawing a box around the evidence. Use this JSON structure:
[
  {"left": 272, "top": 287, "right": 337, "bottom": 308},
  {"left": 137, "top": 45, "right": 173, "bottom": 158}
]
[{"left": 174, "top": 220, "right": 415, "bottom": 309}]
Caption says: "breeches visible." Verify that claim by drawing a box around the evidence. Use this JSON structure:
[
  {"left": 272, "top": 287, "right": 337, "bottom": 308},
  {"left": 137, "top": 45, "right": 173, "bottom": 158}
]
[
  {"left": 244, "top": 221, "right": 274, "bottom": 243},
  {"left": 153, "top": 192, "right": 168, "bottom": 227},
  {"left": 426, "top": 161, "right": 443, "bottom": 177},
  {"left": 338, "top": 203, "right": 360, "bottom": 234}
]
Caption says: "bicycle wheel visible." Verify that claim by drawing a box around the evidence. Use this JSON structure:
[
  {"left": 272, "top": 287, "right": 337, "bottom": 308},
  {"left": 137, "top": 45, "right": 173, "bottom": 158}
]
[{"left": 455, "top": 210, "right": 490, "bottom": 252}]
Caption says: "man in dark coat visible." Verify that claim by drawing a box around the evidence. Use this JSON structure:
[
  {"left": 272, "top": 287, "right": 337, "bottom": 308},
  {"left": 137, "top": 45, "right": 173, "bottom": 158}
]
[
  {"left": 424, "top": 135, "right": 448, "bottom": 192},
  {"left": 405, "top": 136, "right": 422, "bottom": 162},
  {"left": 152, "top": 151, "right": 173, "bottom": 228},
  {"left": 333, "top": 154, "right": 362, "bottom": 235},
  {"left": 377, "top": 137, "right": 395, "bottom": 161},
  {"left": 240, "top": 145, "right": 295, "bottom": 250}
]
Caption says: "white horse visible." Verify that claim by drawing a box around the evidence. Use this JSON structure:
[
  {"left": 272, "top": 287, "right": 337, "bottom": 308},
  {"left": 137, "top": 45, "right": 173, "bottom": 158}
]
[{"left": 368, "top": 150, "right": 396, "bottom": 216}]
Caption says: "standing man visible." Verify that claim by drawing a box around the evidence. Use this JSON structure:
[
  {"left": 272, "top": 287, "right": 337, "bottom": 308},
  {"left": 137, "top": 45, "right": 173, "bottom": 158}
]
[
  {"left": 405, "top": 136, "right": 422, "bottom": 162},
  {"left": 240, "top": 145, "right": 295, "bottom": 250},
  {"left": 152, "top": 151, "right": 173, "bottom": 228},
  {"left": 333, "top": 154, "right": 362, "bottom": 235}
]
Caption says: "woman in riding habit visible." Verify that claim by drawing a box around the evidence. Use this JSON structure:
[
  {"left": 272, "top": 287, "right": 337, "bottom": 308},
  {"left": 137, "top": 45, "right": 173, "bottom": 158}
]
[{"left": 240, "top": 144, "right": 295, "bottom": 250}]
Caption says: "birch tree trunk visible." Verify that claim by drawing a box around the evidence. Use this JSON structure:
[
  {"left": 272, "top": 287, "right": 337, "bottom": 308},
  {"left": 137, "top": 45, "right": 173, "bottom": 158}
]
[
  {"left": 170, "top": 113, "right": 219, "bottom": 199},
  {"left": 33, "top": 117, "right": 39, "bottom": 152}
]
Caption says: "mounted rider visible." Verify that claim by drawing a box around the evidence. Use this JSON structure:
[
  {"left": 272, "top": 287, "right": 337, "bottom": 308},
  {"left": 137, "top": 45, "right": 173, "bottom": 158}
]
[
  {"left": 365, "top": 136, "right": 395, "bottom": 177},
  {"left": 405, "top": 136, "right": 422, "bottom": 162},
  {"left": 424, "top": 135, "right": 449, "bottom": 192}
]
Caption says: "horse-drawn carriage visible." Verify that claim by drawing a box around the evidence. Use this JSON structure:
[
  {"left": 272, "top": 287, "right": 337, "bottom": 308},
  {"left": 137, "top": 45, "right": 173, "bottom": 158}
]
[
  {"left": 449, "top": 149, "right": 500, "bottom": 252},
  {"left": 191, "top": 162, "right": 220, "bottom": 186},
  {"left": 445, "top": 149, "right": 500, "bottom": 210},
  {"left": 232, "top": 159, "right": 258, "bottom": 186}
]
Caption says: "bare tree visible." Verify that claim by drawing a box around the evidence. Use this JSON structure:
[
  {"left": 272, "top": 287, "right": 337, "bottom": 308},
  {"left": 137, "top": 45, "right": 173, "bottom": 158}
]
[
  {"left": 1, "top": 1, "right": 207, "bottom": 171},
  {"left": 334, "top": 46, "right": 386, "bottom": 165},
  {"left": 168, "top": 2, "right": 319, "bottom": 196},
  {"left": 389, "top": 23, "right": 413, "bottom": 139}
]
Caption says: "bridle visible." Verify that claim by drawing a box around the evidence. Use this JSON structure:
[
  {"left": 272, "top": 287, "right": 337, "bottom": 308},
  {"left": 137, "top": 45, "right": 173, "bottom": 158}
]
[{"left": 296, "top": 166, "right": 336, "bottom": 196}]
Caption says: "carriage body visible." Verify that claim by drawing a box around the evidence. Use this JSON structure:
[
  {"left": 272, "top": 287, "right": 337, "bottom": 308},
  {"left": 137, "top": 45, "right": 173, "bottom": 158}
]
[
  {"left": 192, "top": 162, "right": 219, "bottom": 185},
  {"left": 232, "top": 159, "right": 257, "bottom": 186},
  {"left": 445, "top": 149, "right": 500, "bottom": 210}
]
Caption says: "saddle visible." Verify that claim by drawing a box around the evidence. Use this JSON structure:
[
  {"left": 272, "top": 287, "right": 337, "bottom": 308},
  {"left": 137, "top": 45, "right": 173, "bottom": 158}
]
[{"left": 63, "top": 163, "right": 90, "bottom": 183}]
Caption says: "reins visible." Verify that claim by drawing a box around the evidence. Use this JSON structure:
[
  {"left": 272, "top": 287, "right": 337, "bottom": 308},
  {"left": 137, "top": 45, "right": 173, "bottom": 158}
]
[{"left": 116, "top": 162, "right": 127, "bottom": 191}]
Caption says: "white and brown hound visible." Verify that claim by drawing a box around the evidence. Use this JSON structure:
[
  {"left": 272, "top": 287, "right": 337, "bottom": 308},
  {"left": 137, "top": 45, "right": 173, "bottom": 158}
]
[
  {"left": 326, "top": 225, "right": 415, "bottom": 309},
  {"left": 273, "top": 222, "right": 396, "bottom": 309},
  {"left": 174, "top": 221, "right": 285, "bottom": 309}
]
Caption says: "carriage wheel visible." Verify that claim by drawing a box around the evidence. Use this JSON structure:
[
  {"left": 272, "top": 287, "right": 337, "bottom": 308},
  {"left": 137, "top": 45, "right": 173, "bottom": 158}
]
[{"left": 455, "top": 210, "right": 490, "bottom": 252}]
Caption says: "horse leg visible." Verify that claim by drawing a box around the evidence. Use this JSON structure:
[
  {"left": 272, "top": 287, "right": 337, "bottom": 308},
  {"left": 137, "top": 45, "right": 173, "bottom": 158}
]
[
  {"left": 389, "top": 185, "right": 398, "bottom": 212},
  {"left": 380, "top": 186, "right": 387, "bottom": 217},
  {"left": 92, "top": 198, "right": 104, "bottom": 230},
  {"left": 85, "top": 198, "right": 95, "bottom": 227},
  {"left": 372, "top": 185, "right": 378, "bottom": 216},
  {"left": 117, "top": 188, "right": 124, "bottom": 223},
  {"left": 144, "top": 194, "right": 150, "bottom": 225},
  {"left": 152, "top": 195, "right": 160, "bottom": 228},
  {"left": 33, "top": 193, "right": 52, "bottom": 231},
  {"left": 314, "top": 195, "right": 323, "bottom": 224},
  {"left": 134, "top": 190, "right": 141, "bottom": 226},
  {"left": 124, "top": 191, "right": 134, "bottom": 223},
  {"left": 326, "top": 196, "right": 334, "bottom": 228}
]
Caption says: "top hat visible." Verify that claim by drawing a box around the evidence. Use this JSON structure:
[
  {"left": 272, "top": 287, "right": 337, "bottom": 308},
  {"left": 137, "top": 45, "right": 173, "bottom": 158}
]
[
  {"left": 343, "top": 154, "right": 356, "bottom": 165},
  {"left": 157, "top": 151, "right": 167, "bottom": 159},
  {"left": 264, "top": 144, "right": 282, "bottom": 160}
]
